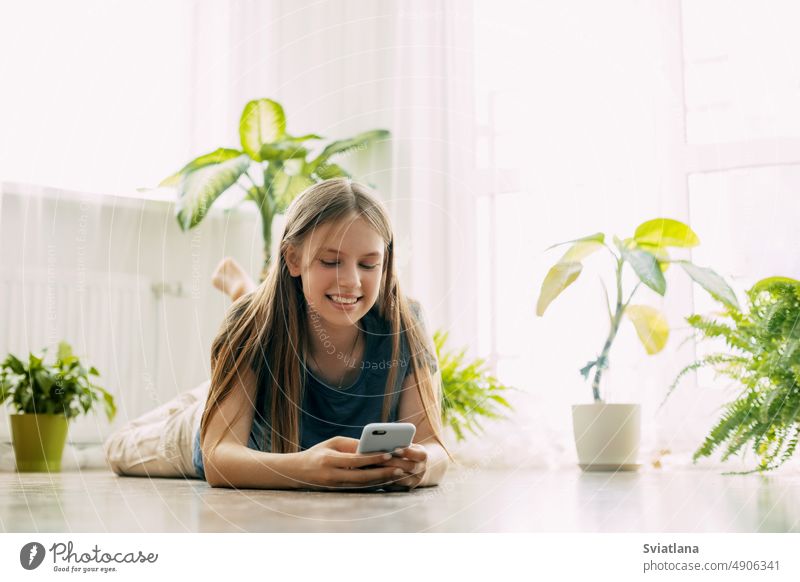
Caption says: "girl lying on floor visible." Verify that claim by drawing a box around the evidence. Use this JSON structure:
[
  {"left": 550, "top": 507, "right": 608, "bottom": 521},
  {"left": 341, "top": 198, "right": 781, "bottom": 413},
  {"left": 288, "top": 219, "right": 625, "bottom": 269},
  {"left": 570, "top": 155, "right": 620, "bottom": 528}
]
[{"left": 103, "top": 178, "right": 453, "bottom": 491}]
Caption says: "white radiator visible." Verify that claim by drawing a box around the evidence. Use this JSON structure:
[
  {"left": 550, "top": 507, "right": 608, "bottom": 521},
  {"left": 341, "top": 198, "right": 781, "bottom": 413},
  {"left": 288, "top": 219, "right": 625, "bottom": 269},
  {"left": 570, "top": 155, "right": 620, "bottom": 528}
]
[
  {"left": 0, "top": 268, "right": 157, "bottom": 443},
  {"left": 0, "top": 183, "right": 260, "bottom": 463}
]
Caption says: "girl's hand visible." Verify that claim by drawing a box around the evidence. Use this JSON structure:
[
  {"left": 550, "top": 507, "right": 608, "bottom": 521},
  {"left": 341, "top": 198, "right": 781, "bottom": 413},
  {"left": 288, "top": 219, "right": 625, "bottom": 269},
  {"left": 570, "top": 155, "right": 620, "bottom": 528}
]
[
  {"left": 371, "top": 443, "right": 429, "bottom": 491},
  {"left": 293, "top": 436, "right": 408, "bottom": 492}
]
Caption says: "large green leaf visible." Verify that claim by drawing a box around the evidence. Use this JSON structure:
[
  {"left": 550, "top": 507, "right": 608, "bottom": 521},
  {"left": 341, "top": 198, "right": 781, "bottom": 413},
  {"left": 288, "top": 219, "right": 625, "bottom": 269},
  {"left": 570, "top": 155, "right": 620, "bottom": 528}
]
[
  {"left": 56, "top": 341, "right": 73, "bottom": 362},
  {"left": 175, "top": 154, "right": 251, "bottom": 230},
  {"left": 676, "top": 261, "right": 740, "bottom": 310},
  {"left": 616, "top": 236, "right": 666, "bottom": 295},
  {"left": 635, "top": 241, "right": 671, "bottom": 272},
  {"left": 4, "top": 354, "right": 26, "bottom": 375},
  {"left": 239, "top": 99, "right": 287, "bottom": 161},
  {"left": 271, "top": 171, "right": 315, "bottom": 214},
  {"left": 286, "top": 133, "right": 323, "bottom": 141},
  {"left": 625, "top": 305, "right": 669, "bottom": 354},
  {"left": 29, "top": 353, "right": 43, "bottom": 370},
  {"left": 559, "top": 239, "right": 605, "bottom": 263},
  {"left": 159, "top": 148, "right": 244, "bottom": 187},
  {"left": 634, "top": 218, "right": 699, "bottom": 248},
  {"left": 259, "top": 141, "right": 309, "bottom": 161},
  {"left": 545, "top": 232, "right": 605, "bottom": 252},
  {"left": 309, "top": 129, "right": 390, "bottom": 170},
  {"left": 536, "top": 262, "right": 583, "bottom": 316},
  {"left": 536, "top": 233, "right": 605, "bottom": 317},
  {"left": 315, "top": 162, "right": 351, "bottom": 180},
  {"left": 34, "top": 370, "right": 54, "bottom": 395}
]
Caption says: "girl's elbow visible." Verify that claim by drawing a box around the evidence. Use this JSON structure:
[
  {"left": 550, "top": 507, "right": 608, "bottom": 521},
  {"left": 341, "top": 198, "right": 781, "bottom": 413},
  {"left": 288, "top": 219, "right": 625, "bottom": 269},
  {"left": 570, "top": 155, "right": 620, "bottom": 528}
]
[
  {"left": 203, "top": 453, "right": 234, "bottom": 488},
  {"left": 205, "top": 471, "right": 230, "bottom": 488},
  {"left": 204, "top": 470, "right": 228, "bottom": 488},
  {"left": 424, "top": 459, "right": 451, "bottom": 487}
]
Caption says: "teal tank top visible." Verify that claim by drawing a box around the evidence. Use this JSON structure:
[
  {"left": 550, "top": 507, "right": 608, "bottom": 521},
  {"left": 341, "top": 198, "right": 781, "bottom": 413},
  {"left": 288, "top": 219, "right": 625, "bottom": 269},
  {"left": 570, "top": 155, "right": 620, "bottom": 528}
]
[{"left": 192, "top": 301, "right": 435, "bottom": 481}]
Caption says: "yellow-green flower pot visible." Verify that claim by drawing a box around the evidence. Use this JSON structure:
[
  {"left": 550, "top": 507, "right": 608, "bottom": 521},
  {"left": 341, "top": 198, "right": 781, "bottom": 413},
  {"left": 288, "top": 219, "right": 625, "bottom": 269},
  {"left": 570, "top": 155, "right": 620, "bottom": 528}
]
[{"left": 9, "top": 414, "right": 69, "bottom": 472}]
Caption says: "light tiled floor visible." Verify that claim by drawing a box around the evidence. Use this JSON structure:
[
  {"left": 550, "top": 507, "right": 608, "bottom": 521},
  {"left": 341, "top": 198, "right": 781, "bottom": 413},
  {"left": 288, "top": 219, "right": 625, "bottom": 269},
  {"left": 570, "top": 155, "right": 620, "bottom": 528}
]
[{"left": 1, "top": 466, "right": 798, "bottom": 533}]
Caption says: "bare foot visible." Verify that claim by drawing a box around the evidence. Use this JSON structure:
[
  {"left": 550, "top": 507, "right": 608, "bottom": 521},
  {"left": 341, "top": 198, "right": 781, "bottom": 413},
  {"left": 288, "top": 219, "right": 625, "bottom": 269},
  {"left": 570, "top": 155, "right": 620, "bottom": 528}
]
[{"left": 211, "top": 257, "right": 257, "bottom": 301}]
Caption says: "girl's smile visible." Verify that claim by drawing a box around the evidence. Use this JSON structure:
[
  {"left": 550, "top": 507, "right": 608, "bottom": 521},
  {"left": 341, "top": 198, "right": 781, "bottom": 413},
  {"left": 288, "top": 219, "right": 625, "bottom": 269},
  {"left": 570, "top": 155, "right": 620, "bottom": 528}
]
[
  {"left": 287, "top": 214, "right": 385, "bottom": 333},
  {"left": 326, "top": 294, "right": 363, "bottom": 310}
]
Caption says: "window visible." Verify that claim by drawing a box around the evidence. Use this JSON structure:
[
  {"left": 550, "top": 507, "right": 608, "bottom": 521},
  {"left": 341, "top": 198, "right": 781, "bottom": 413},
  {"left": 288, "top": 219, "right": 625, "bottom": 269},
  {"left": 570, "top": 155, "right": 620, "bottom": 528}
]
[{"left": 470, "top": 1, "right": 800, "bottom": 458}]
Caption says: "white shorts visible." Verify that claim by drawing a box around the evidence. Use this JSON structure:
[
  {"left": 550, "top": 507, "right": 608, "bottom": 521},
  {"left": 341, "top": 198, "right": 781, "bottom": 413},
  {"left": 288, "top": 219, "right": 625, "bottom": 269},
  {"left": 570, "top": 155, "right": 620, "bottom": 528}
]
[{"left": 102, "top": 381, "right": 210, "bottom": 478}]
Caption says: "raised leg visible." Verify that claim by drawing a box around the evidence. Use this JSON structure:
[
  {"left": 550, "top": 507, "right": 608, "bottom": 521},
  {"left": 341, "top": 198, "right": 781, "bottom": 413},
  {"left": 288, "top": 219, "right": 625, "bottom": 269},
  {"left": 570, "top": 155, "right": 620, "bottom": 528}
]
[{"left": 211, "top": 257, "right": 258, "bottom": 301}]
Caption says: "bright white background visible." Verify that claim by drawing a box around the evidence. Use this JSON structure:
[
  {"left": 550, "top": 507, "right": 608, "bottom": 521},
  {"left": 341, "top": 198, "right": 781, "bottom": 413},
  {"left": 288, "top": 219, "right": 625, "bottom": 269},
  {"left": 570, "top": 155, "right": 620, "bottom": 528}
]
[{"left": 1, "top": 0, "right": 799, "bottom": 469}]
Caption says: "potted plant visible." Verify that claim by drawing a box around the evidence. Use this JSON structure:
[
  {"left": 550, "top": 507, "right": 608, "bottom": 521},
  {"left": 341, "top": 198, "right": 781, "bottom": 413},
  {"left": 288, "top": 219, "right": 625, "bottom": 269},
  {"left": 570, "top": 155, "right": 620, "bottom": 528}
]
[
  {"left": 0, "top": 341, "right": 116, "bottom": 472},
  {"left": 663, "top": 276, "right": 800, "bottom": 474},
  {"left": 536, "top": 218, "right": 737, "bottom": 471},
  {"left": 151, "top": 97, "right": 390, "bottom": 280},
  {"left": 434, "top": 330, "right": 515, "bottom": 442}
]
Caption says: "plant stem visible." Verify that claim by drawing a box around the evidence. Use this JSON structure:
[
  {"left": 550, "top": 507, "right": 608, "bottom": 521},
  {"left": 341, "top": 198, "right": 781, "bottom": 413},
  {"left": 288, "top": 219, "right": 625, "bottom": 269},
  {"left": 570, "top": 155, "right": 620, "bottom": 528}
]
[
  {"left": 591, "top": 257, "right": 625, "bottom": 402},
  {"left": 260, "top": 200, "right": 273, "bottom": 283},
  {"left": 242, "top": 170, "right": 259, "bottom": 192},
  {"left": 590, "top": 254, "right": 644, "bottom": 402},
  {"left": 260, "top": 163, "right": 281, "bottom": 282}
]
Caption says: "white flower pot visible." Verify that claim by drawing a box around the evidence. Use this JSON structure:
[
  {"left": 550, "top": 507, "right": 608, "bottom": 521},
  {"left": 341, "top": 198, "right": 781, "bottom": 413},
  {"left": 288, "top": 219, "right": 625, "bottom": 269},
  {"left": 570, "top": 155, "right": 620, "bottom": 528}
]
[{"left": 572, "top": 403, "right": 641, "bottom": 471}]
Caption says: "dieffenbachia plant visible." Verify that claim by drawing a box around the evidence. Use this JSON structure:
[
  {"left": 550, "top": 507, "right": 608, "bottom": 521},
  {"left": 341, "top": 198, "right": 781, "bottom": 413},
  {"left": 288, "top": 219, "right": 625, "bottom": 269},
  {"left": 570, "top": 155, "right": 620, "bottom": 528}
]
[
  {"left": 152, "top": 98, "right": 389, "bottom": 280},
  {"left": 535, "top": 218, "right": 738, "bottom": 402}
]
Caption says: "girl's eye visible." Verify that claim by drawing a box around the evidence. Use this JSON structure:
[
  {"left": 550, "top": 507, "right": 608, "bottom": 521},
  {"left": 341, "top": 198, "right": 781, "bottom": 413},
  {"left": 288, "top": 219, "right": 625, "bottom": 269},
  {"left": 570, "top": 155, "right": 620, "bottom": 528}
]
[{"left": 319, "top": 259, "right": 379, "bottom": 270}]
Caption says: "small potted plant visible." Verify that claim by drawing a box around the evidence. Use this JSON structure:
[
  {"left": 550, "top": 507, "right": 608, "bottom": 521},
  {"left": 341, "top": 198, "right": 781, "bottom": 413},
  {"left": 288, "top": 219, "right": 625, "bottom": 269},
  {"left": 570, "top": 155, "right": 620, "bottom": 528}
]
[
  {"left": 663, "top": 276, "right": 800, "bottom": 474},
  {"left": 0, "top": 341, "right": 116, "bottom": 472},
  {"left": 434, "top": 330, "right": 515, "bottom": 442},
  {"left": 150, "top": 97, "right": 390, "bottom": 281},
  {"left": 536, "top": 218, "right": 737, "bottom": 471}
]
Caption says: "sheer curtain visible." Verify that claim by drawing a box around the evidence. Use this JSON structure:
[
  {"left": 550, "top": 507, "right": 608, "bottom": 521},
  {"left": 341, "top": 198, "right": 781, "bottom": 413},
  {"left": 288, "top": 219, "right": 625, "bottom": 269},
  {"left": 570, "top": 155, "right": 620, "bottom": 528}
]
[
  {"left": 388, "top": 0, "right": 477, "bottom": 345},
  {"left": 463, "top": 0, "right": 698, "bottom": 468},
  {"left": 227, "top": 0, "right": 478, "bottom": 341}
]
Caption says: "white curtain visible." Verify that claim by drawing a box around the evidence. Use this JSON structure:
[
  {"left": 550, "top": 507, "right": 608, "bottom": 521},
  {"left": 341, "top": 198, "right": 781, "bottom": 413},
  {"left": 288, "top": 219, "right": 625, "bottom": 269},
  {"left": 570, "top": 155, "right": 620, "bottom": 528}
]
[
  {"left": 388, "top": 0, "right": 478, "bottom": 346},
  {"left": 225, "top": 0, "right": 477, "bottom": 338}
]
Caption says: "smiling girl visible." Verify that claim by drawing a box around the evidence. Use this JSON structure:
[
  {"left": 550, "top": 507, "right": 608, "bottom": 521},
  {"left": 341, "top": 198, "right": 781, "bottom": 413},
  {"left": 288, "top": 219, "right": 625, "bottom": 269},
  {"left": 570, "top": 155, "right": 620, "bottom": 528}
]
[{"left": 105, "top": 178, "right": 452, "bottom": 491}]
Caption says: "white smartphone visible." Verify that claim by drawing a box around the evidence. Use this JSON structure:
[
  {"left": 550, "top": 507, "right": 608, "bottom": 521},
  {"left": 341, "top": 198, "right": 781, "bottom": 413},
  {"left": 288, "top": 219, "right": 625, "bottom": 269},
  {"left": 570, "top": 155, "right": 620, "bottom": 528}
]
[{"left": 357, "top": 422, "right": 416, "bottom": 455}]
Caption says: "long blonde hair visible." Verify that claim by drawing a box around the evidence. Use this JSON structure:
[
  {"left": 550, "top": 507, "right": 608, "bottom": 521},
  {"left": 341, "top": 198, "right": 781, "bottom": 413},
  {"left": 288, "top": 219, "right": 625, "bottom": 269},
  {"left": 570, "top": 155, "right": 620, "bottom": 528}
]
[{"left": 200, "top": 178, "right": 454, "bottom": 463}]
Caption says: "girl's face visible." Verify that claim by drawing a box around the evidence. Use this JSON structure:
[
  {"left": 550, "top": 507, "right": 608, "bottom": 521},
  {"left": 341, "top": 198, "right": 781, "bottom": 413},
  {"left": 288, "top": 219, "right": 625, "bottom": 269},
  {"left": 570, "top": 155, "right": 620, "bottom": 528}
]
[{"left": 286, "top": 215, "right": 386, "bottom": 327}]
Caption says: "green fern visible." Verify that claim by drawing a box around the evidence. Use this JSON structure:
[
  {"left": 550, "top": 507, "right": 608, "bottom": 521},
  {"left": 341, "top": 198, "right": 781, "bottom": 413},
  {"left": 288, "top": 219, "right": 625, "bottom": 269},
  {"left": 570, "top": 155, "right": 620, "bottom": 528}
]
[
  {"left": 668, "top": 279, "right": 800, "bottom": 472},
  {"left": 433, "top": 330, "right": 516, "bottom": 442}
]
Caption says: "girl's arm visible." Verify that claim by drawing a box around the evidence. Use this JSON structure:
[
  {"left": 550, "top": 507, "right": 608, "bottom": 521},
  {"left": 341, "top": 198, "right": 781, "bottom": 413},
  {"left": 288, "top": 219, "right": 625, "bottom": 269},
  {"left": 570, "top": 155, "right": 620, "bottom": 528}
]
[
  {"left": 202, "top": 366, "right": 299, "bottom": 489},
  {"left": 396, "top": 369, "right": 451, "bottom": 487},
  {"left": 203, "top": 367, "right": 409, "bottom": 490}
]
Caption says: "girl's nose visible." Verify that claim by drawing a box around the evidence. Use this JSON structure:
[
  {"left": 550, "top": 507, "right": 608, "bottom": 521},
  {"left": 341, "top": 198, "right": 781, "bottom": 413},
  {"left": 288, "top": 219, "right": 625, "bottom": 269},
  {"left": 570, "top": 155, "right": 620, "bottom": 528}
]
[{"left": 337, "top": 261, "right": 359, "bottom": 288}]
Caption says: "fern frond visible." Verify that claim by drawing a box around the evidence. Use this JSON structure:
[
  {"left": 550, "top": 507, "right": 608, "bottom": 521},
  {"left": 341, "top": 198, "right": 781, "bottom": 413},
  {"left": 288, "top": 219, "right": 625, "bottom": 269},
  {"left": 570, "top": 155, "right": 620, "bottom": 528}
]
[
  {"left": 684, "top": 279, "right": 800, "bottom": 472},
  {"left": 435, "top": 330, "right": 516, "bottom": 442}
]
